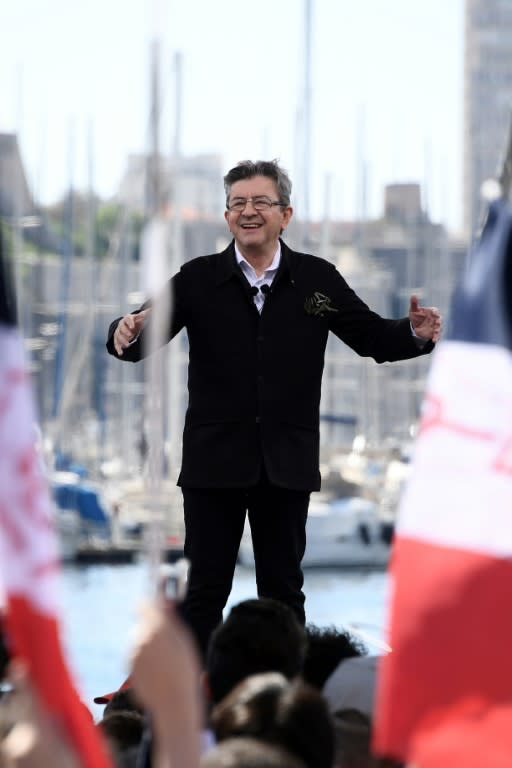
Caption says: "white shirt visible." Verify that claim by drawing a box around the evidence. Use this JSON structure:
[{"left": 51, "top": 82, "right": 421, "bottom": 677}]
[{"left": 235, "top": 243, "right": 280, "bottom": 313}]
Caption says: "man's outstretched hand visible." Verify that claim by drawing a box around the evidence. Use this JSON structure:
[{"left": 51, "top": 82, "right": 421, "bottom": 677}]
[
  {"left": 113, "top": 309, "right": 150, "bottom": 356},
  {"left": 408, "top": 294, "right": 442, "bottom": 343}
]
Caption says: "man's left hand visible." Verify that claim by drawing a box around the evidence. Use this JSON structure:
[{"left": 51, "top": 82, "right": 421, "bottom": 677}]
[{"left": 408, "top": 294, "right": 442, "bottom": 342}]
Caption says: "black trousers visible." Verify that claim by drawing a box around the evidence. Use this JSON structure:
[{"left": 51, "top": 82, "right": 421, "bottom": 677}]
[{"left": 178, "top": 472, "right": 310, "bottom": 659}]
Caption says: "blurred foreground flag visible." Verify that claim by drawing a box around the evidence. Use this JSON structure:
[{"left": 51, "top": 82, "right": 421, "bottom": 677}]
[
  {"left": 0, "top": 235, "right": 112, "bottom": 766},
  {"left": 373, "top": 197, "right": 512, "bottom": 767}
]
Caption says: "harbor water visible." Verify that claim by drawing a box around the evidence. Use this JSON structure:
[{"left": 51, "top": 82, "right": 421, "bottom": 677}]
[{"left": 59, "top": 561, "right": 390, "bottom": 720}]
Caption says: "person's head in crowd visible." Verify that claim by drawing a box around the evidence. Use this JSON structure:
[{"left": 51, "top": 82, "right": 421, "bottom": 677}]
[
  {"left": 211, "top": 672, "right": 287, "bottom": 740},
  {"left": 322, "top": 657, "right": 403, "bottom": 768},
  {"left": 200, "top": 737, "right": 306, "bottom": 768},
  {"left": 302, "top": 624, "right": 367, "bottom": 690},
  {"left": 210, "top": 672, "right": 334, "bottom": 768},
  {"left": 94, "top": 676, "right": 133, "bottom": 708},
  {"left": 206, "top": 598, "right": 307, "bottom": 706},
  {"left": 97, "top": 710, "right": 145, "bottom": 757},
  {"left": 103, "top": 687, "right": 145, "bottom": 717},
  {"left": 322, "top": 655, "right": 379, "bottom": 723}
]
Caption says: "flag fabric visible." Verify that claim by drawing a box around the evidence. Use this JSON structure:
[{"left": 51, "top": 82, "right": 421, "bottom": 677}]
[
  {"left": 373, "top": 197, "right": 512, "bottom": 766},
  {"left": 0, "top": 235, "right": 112, "bottom": 767}
]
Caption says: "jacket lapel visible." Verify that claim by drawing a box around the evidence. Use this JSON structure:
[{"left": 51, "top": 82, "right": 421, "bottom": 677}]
[{"left": 212, "top": 241, "right": 259, "bottom": 311}]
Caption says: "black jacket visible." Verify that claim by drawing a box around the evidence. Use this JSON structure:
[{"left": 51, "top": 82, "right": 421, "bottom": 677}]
[{"left": 106, "top": 240, "right": 433, "bottom": 491}]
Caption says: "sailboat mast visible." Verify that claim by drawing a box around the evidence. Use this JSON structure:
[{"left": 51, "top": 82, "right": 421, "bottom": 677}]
[
  {"left": 168, "top": 50, "right": 184, "bottom": 481},
  {"left": 147, "top": 38, "right": 162, "bottom": 217},
  {"left": 143, "top": 32, "right": 169, "bottom": 583},
  {"left": 302, "top": 0, "right": 312, "bottom": 249},
  {"left": 52, "top": 124, "right": 74, "bottom": 427}
]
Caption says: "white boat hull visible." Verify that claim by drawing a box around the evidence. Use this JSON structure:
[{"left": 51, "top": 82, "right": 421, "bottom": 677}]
[{"left": 238, "top": 495, "right": 391, "bottom": 569}]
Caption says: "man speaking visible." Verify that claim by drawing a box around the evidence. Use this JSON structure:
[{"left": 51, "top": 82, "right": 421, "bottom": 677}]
[{"left": 107, "top": 159, "right": 441, "bottom": 657}]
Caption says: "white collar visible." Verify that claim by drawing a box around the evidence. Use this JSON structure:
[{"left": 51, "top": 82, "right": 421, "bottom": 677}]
[{"left": 235, "top": 243, "right": 281, "bottom": 278}]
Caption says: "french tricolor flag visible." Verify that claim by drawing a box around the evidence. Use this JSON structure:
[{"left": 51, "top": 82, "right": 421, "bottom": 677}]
[
  {"left": 373, "top": 197, "right": 512, "bottom": 766},
  {"left": 0, "top": 236, "right": 112, "bottom": 767}
]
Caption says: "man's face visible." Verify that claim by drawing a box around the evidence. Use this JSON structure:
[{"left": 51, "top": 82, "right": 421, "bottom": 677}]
[{"left": 224, "top": 175, "right": 293, "bottom": 252}]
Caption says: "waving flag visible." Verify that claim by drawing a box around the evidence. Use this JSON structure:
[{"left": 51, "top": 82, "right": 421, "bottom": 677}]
[
  {"left": 0, "top": 234, "right": 112, "bottom": 767},
  {"left": 373, "top": 197, "right": 512, "bottom": 766}
]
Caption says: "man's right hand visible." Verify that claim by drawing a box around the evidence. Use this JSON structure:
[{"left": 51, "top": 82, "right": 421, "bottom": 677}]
[{"left": 113, "top": 309, "right": 150, "bottom": 356}]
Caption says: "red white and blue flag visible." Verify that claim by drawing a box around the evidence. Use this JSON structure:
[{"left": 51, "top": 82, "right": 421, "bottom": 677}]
[
  {"left": 374, "top": 197, "right": 512, "bottom": 766},
  {"left": 0, "top": 235, "right": 112, "bottom": 767}
]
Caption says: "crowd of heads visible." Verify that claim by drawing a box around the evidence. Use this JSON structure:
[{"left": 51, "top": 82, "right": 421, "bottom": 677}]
[
  {"left": 0, "top": 590, "right": 405, "bottom": 768},
  {"left": 87, "top": 596, "right": 401, "bottom": 768}
]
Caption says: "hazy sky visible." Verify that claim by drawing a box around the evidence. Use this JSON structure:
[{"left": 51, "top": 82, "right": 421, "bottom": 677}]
[{"left": 1, "top": 0, "right": 464, "bottom": 231}]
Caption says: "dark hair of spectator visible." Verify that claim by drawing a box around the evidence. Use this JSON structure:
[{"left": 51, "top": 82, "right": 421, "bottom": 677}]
[
  {"left": 103, "top": 687, "right": 145, "bottom": 717},
  {"left": 302, "top": 624, "right": 367, "bottom": 689},
  {"left": 97, "top": 710, "right": 146, "bottom": 755},
  {"left": 206, "top": 598, "right": 307, "bottom": 705}
]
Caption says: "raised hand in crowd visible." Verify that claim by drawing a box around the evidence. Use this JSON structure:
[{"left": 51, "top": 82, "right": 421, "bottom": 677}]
[{"left": 128, "top": 599, "right": 202, "bottom": 768}]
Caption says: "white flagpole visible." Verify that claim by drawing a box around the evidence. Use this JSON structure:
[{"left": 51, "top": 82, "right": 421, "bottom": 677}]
[
  {"left": 141, "top": 22, "right": 169, "bottom": 590},
  {"left": 141, "top": 218, "right": 170, "bottom": 589}
]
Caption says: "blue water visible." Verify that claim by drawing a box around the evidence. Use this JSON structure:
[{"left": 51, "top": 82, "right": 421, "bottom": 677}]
[{"left": 59, "top": 562, "right": 390, "bottom": 720}]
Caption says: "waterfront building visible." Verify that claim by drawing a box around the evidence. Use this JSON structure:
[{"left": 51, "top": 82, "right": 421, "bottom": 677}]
[
  {"left": 117, "top": 152, "right": 225, "bottom": 221},
  {"left": 463, "top": 0, "right": 512, "bottom": 238}
]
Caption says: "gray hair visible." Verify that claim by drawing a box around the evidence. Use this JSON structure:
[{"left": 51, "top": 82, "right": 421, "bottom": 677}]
[{"left": 223, "top": 160, "right": 292, "bottom": 207}]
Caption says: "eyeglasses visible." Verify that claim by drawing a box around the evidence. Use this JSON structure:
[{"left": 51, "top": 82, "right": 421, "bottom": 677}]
[{"left": 226, "top": 196, "right": 287, "bottom": 212}]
